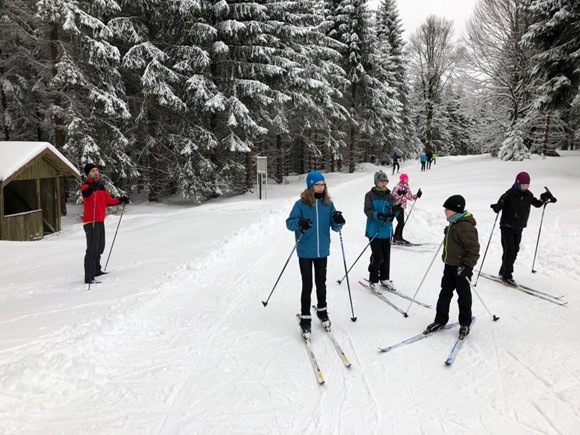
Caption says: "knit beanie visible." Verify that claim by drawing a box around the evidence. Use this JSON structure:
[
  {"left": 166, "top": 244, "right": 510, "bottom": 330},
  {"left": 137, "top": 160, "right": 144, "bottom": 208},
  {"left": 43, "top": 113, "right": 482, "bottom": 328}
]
[
  {"left": 443, "top": 195, "right": 466, "bottom": 213},
  {"left": 306, "top": 171, "right": 325, "bottom": 188},
  {"left": 515, "top": 171, "right": 530, "bottom": 184},
  {"left": 84, "top": 163, "right": 98, "bottom": 175},
  {"left": 374, "top": 170, "right": 389, "bottom": 185},
  {"left": 399, "top": 173, "right": 409, "bottom": 182}
]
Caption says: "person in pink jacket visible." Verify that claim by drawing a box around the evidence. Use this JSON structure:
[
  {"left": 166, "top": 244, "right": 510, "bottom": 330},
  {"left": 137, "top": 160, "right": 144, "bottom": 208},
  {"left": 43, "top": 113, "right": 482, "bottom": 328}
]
[{"left": 391, "top": 173, "right": 422, "bottom": 244}]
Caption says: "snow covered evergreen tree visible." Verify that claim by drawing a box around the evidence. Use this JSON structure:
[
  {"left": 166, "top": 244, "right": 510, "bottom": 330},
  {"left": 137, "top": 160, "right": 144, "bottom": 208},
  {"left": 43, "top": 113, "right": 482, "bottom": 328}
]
[
  {"left": 375, "top": 0, "right": 414, "bottom": 157},
  {"left": 36, "top": 0, "right": 132, "bottom": 173},
  {"left": 0, "top": 0, "right": 45, "bottom": 141},
  {"left": 522, "top": 0, "right": 580, "bottom": 152},
  {"left": 323, "top": 0, "right": 400, "bottom": 172}
]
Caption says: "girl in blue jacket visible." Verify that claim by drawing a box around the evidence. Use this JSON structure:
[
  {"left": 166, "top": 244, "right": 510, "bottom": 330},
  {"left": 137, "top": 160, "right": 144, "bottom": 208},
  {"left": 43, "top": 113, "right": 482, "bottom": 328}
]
[{"left": 286, "top": 172, "right": 345, "bottom": 339}]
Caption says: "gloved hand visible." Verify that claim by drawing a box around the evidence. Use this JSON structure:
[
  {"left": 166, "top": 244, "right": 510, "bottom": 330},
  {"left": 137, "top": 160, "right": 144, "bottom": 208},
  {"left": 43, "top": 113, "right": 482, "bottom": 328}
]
[
  {"left": 332, "top": 211, "right": 346, "bottom": 225},
  {"left": 540, "top": 191, "right": 556, "bottom": 203},
  {"left": 417, "top": 188, "right": 423, "bottom": 198},
  {"left": 399, "top": 189, "right": 407, "bottom": 196},
  {"left": 457, "top": 265, "right": 473, "bottom": 278},
  {"left": 89, "top": 181, "right": 105, "bottom": 190},
  {"left": 392, "top": 203, "right": 403, "bottom": 214},
  {"left": 490, "top": 203, "right": 501, "bottom": 213},
  {"left": 299, "top": 218, "right": 312, "bottom": 232},
  {"left": 118, "top": 196, "right": 130, "bottom": 205},
  {"left": 378, "top": 212, "right": 394, "bottom": 222}
]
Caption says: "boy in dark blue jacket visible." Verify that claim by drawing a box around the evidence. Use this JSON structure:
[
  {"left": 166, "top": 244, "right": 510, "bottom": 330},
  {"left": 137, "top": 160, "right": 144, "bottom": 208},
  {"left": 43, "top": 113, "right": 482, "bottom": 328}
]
[{"left": 286, "top": 172, "right": 345, "bottom": 339}]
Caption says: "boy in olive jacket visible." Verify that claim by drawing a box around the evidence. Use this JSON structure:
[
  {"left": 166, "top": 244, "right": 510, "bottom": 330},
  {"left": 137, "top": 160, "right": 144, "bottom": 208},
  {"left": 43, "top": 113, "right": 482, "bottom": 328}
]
[{"left": 425, "top": 195, "right": 480, "bottom": 339}]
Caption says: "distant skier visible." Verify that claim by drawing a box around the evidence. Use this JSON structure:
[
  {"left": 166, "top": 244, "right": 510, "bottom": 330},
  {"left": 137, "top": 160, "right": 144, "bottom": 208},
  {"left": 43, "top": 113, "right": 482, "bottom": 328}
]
[
  {"left": 364, "top": 171, "right": 402, "bottom": 292},
  {"left": 81, "top": 164, "right": 129, "bottom": 284},
  {"left": 392, "top": 152, "right": 400, "bottom": 175},
  {"left": 425, "top": 195, "right": 480, "bottom": 339},
  {"left": 426, "top": 151, "right": 433, "bottom": 169},
  {"left": 286, "top": 171, "right": 345, "bottom": 340},
  {"left": 392, "top": 173, "right": 422, "bottom": 244},
  {"left": 490, "top": 172, "right": 553, "bottom": 286},
  {"left": 420, "top": 153, "right": 427, "bottom": 172}
]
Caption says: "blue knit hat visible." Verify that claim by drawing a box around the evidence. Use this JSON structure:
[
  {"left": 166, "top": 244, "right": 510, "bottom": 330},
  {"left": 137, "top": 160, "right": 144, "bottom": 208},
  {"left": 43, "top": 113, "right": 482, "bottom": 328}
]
[{"left": 306, "top": 171, "right": 325, "bottom": 188}]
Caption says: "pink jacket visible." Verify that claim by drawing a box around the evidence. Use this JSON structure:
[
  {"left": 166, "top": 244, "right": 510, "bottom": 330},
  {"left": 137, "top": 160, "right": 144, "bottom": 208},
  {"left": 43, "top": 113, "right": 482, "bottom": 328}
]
[{"left": 392, "top": 181, "right": 417, "bottom": 209}]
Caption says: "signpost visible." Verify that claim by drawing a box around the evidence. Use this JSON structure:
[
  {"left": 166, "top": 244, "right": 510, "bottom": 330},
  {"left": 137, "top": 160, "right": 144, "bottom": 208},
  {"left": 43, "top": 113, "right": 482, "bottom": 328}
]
[{"left": 256, "top": 156, "right": 267, "bottom": 199}]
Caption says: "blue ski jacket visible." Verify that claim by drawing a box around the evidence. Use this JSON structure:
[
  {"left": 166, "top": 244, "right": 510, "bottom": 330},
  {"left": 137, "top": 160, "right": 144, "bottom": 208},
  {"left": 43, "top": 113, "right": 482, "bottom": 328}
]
[
  {"left": 364, "top": 187, "right": 398, "bottom": 239},
  {"left": 286, "top": 198, "right": 342, "bottom": 258}
]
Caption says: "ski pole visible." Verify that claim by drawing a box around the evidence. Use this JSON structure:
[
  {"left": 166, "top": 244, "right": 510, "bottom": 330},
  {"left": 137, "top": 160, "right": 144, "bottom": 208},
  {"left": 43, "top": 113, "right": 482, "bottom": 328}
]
[
  {"left": 262, "top": 232, "right": 304, "bottom": 307},
  {"left": 466, "top": 277, "right": 499, "bottom": 321},
  {"left": 336, "top": 220, "right": 388, "bottom": 284},
  {"left": 531, "top": 187, "right": 557, "bottom": 273},
  {"left": 104, "top": 203, "right": 126, "bottom": 271},
  {"left": 87, "top": 194, "right": 98, "bottom": 291},
  {"left": 403, "top": 239, "right": 444, "bottom": 316},
  {"left": 338, "top": 230, "right": 357, "bottom": 322},
  {"left": 473, "top": 211, "right": 500, "bottom": 287},
  {"left": 404, "top": 197, "right": 417, "bottom": 226}
]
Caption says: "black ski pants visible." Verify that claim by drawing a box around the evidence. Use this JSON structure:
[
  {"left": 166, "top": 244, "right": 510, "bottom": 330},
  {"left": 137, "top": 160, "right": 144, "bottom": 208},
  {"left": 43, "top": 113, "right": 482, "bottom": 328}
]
[
  {"left": 299, "top": 257, "right": 328, "bottom": 316},
  {"left": 434, "top": 264, "right": 472, "bottom": 327},
  {"left": 500, "top": 227, "right": 522, "bottom": 280},
  {"left": 392, "top": 162, "right": 400, "bottom": 174},
  {"left": 84, "top": 222, "right": 105, "bottom": 282},
  {"left": 394, "top": 211, "right": 405, "bottom": 240},
  {"left": 368, "top": 237, "right": 391, "bottom": 283}
]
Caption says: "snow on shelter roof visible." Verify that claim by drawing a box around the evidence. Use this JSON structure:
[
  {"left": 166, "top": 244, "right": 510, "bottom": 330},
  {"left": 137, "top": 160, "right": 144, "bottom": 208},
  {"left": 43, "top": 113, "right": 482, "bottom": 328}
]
[{"left": 0, "top": 141, "right": 81, "bottom": 185}]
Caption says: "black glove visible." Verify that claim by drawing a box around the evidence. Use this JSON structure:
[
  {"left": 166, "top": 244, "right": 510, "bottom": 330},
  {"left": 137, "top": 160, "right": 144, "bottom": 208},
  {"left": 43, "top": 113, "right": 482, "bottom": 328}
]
[
  {"left": 378, "top": 212, "right": 394, "bottom": 222},
  {"left": 299, "top": 218, "right": 312, "bottom": 232},
  {"left": 118, "top": 196, "right": 130, "bottom": 205},
  {"left": 332, "top": 211, "right": 346, "bottom": 225},
  {"left": 417, "top": 188, "right": 423, "bottom": 198},
  {"left": 399, "top": 189, "right": 407, "bottom": 196},
  {"left": 540, "top": 191, "right": 556, "bottom": 203},
  {"left": 490, "top": 203, "right": 501, "bottom": 213},
  {"left": 89, "top": 181, "right": 106, "bottom": 190},
  {"left": 392, "top": 203, "right": 403, "bottom": 214},
  {"left": 457, "top": 265, "right": 473, "bottom": 278}
]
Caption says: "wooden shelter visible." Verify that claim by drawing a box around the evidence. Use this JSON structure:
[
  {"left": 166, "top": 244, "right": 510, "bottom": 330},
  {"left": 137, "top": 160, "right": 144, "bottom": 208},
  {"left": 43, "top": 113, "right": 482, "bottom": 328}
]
[{"left": 0, "top": 141, "right": 80, "bottom": 241}]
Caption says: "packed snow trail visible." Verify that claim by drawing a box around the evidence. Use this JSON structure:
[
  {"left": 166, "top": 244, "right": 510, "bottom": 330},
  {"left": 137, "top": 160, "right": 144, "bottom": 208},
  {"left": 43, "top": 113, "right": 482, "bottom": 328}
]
[{"left": 0, "top": 154, "right": 579, "bottom": 434}]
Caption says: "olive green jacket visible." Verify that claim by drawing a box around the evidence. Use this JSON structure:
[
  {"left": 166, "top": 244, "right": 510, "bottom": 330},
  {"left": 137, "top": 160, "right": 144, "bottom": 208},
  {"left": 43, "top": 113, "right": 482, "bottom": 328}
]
[{"left": 441, "top": 213, "right": 480, "bottom": 268}]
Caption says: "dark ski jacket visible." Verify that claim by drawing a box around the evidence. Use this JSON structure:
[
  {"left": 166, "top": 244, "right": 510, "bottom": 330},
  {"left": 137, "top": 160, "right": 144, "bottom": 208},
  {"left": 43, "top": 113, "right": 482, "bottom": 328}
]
[
  {"left": 442, "top": 212, "right": 480, "bottom": 268},
  {"left": 495, "top": 185, "right": 543, "bottom": 230},
  {"left": 364, "top": 187, "right": 398, "bottom": 239}
]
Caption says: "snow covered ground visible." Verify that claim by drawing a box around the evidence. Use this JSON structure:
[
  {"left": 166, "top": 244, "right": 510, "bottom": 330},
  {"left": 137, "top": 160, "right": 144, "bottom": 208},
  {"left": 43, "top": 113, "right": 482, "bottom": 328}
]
[{"left": 1, "top": 153, "right": 579, "bottom": 434}]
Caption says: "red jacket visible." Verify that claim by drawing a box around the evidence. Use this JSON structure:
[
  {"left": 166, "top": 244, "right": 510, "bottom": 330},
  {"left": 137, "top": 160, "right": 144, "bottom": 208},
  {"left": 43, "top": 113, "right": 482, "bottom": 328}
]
[{"left": 81, "top": 181, "right": 120, "bottom": 223}]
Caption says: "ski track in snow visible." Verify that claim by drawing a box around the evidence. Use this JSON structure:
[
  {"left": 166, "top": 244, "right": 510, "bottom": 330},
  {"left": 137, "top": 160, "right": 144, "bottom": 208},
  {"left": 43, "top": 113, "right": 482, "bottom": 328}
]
[{"left": 1, "top": 154, "right": 580, "bottom": 433}]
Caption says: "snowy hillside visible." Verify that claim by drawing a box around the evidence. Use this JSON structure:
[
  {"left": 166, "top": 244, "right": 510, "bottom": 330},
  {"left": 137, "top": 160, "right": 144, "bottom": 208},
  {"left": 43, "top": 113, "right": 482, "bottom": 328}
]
[{"left": 1, "top": 153, "right": 579, "bottom": 434}]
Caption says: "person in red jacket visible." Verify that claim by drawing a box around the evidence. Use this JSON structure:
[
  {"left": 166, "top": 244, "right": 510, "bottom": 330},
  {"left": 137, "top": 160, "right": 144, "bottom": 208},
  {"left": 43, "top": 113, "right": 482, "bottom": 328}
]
[{"left": 82, "top": 163, "right": 129, "bottom": 284}]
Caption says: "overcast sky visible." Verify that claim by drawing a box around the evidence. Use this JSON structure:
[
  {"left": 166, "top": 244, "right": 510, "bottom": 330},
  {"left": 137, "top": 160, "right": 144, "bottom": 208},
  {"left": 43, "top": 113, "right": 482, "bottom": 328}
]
[{"left": 369, "top": 0, "right": 479, "bottom": 40}]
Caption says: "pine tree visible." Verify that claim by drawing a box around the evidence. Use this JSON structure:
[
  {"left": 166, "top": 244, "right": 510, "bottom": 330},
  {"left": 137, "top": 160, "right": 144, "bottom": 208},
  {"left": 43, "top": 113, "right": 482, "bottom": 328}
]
[
  {"left": 36, "top": 0, "right": 131, "bottom": 172},
  {"left": 0, "top": 0, "right": 44, "bottom": 141}
]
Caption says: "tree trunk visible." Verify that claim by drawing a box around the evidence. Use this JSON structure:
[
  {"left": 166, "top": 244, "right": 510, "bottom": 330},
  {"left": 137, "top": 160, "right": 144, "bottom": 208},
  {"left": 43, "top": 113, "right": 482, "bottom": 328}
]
[
  {"left": 147, "top": 109, "right": 159, "bottom": 202},
  {"left": 276, "top": 134, "right": 284, "bottom": 184},
  {"left": 349, "top": 83, "right": 357, "bottom": 173},
  {"left": 542, "top": 112, "right": 551, "bottom": 155}
]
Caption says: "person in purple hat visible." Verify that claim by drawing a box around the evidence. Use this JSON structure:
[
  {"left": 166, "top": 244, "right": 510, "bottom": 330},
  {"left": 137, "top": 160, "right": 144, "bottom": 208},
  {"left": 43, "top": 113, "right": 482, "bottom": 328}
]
[{"left": 490, "top": 172, "right": 552, "bottom": 286}]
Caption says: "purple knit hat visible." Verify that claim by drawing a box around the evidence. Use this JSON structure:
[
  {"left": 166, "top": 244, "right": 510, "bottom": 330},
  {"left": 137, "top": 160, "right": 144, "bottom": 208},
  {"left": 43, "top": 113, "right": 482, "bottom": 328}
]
[{"left": 515, "top": 172, "right": 530, "bottom": 184}]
